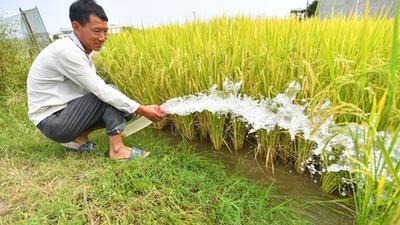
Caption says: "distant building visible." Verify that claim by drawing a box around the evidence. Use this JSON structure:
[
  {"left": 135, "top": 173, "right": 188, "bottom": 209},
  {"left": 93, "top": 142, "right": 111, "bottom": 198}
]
[
  {"left": 318, "top": 0, "right": 397, "bottom": 18},
  {"left": 291, "top": 0, "right": 397, "bottom": 20},
  {"left": 55, "top": 24, "right": 124, "bottom": 39},
  {"left": 109, "top": 24, "right": 123, "bottom": 33},
  {"left": 56, "top": 27, "right": 73, "bottom": 39}
]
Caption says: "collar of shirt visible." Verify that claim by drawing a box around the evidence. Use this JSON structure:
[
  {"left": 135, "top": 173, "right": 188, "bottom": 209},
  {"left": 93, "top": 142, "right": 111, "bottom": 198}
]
[{"left": 68, "top": 32, "right": 93, "bottom": 67}]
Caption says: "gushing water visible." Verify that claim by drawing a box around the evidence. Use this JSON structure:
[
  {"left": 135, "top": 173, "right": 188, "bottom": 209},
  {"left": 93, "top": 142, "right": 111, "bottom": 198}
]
[
  {"left": 163, "top": 80, "right": 310, "bottom": 140},
  {"left": 161, "top": 80, "right": 400, "bottom": 186}
]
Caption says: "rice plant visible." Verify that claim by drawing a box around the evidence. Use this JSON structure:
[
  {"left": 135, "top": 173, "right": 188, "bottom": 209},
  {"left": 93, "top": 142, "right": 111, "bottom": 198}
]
[{"left": 95, "top": 12, "right": 400, "bottom": 224}]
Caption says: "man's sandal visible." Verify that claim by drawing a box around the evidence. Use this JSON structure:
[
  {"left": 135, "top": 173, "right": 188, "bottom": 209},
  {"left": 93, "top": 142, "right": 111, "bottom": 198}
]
[
  {"left": 115, "top": 146, "right": 150, "bottom": 162},
  {"left": 61, "top": 141, "right": 96, "bottom": 153}
]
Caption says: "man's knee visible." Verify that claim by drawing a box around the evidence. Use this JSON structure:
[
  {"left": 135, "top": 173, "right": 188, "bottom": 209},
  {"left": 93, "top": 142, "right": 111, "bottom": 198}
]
[{"left": 37, "top": 120, "right": 74, "bottom": 143}]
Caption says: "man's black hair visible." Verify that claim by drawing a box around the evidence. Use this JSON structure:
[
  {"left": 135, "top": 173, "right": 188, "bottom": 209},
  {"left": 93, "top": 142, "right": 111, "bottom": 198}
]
[{"left": 69, "top": 0, "right": 108, "bottom": 25}]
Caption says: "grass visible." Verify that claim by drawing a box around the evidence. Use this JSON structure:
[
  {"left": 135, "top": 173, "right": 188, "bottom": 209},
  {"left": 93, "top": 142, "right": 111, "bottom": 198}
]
[{"left": 0, "top": 92, "right": 311, "bottom": 224}]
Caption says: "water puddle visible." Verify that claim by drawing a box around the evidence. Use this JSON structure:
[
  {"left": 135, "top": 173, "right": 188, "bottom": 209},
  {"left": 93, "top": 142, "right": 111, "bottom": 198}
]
[
  {"left": 155, "top": 129, "right": 354, "bottom": 225},
  {"left": 193, "top": 143, "right": 355, "bottom": 225}
]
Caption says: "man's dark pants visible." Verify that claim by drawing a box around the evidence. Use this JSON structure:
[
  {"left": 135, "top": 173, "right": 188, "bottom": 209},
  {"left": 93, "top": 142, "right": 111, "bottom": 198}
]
[{"left": 37, "top": 92, "right": 132, "bottom": 143}]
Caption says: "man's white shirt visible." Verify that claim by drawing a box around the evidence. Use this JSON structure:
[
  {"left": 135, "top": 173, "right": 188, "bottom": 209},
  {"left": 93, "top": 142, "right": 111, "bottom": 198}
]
[{"left": 27, "top": 32, "right": 139, "bottom": 126}]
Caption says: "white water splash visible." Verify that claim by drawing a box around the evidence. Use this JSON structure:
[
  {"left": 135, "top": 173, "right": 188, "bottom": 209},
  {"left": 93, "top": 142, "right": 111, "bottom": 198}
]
[
  {"left": 160, "top": 80, "right": 400, "bottom": 182},
  {"left": 162, "top": 80, "right": 310, "bottom": 140}
]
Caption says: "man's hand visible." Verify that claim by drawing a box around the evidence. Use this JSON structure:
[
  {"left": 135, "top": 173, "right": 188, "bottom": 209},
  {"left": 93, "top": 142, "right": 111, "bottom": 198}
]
[{"left": 136, "top": 105, "right": 167, "bottom": 122}]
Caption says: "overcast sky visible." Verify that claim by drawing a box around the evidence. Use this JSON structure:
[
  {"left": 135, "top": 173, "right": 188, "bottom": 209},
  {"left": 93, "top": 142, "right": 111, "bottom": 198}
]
[{"left": 0, "top": 0, "right": 308, "bottom": 35}]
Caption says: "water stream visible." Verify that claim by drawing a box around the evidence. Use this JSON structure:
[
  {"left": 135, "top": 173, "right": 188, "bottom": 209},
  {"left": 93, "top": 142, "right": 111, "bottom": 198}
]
[{"left": 160, "top": 80, "right": 400, "bottom": 186}]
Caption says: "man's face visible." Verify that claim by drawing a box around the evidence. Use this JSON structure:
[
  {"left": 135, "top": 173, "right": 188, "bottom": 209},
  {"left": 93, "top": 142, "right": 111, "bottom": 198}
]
[{"left": 72, "top": 14, "right": 108, "bottom": 53}]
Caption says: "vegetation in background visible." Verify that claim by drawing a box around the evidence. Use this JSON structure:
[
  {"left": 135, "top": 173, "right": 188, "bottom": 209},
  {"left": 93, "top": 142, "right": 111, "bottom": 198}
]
[{"left": 0, "top": 25, "right": 33, "bottom": 101}]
